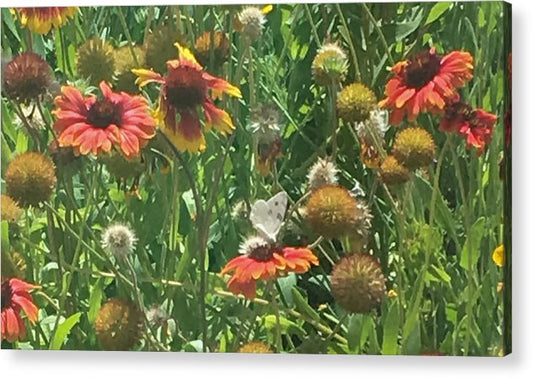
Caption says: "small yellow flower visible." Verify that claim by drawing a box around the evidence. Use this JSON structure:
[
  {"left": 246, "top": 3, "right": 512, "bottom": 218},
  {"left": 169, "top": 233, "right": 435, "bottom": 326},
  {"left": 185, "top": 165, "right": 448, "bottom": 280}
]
[
  {"left": 387, "top": 289, "right": 398, "bottom": 298},
  {"left": 492, "top": 244, "right": 504, "bottom": 267}
]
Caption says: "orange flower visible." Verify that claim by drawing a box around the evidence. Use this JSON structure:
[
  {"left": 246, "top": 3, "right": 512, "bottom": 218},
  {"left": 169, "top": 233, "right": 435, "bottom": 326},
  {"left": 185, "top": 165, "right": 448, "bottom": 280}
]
[
  {"left": 379, "top": 47, "right": 473, "bottom": 125},
  {"left": 133, "top": 43, "right": 241, "bottom": 153},
  {"left": 1, "top": 278, "right": 39, "bottom": 342},
  {"left": 13, "top": 7, "right": 77, "bottom": 34},
  {"left": 220, "top": 236, "right": 318, "bottom": 299},
  {"left": 53, "top": 81, "right": 156, "bottom": 157},
  {"left": 440, "top": 99, "right": 497, "bottom": 154}
]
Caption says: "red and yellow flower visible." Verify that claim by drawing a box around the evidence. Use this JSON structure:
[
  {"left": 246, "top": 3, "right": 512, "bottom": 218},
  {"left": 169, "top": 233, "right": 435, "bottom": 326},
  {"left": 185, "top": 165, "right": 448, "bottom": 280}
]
[
  {"left": 12, "top": 7, "right": 78, "bottom": 34},
  {"left": 53, "top": 81, "right": 156, "bottom": 157},
  {"left": 440, "top": 98, "right": 497, "bottom": 154},
  {"left": 379, "top": 47, "right": 473, "bottom": 125},
  {"left": 133, "top": 43, "right": 241, "bottom": 153},
  {"left": 1, "top": 278, "right": 39, "bottom": 342},
  {"left": 220, "top": 236, "right": 318, "bottom": 299}
]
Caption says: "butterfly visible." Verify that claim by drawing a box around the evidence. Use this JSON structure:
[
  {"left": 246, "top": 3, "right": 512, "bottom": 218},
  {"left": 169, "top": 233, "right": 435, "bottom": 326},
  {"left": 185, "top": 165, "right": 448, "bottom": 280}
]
[{"left": 249, "top": 191, "right": 289, "bottom": 244}]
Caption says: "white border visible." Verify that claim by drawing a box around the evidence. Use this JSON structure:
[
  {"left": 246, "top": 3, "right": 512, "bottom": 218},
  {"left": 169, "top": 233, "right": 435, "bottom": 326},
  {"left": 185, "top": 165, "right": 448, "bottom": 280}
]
[{"left": 2, "top": 1, "right": 532, "bottom": 377}]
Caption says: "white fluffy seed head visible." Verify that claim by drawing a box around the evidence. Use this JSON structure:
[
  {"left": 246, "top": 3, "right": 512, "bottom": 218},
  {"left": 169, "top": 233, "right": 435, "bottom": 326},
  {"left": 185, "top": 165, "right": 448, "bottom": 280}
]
[
  {"left": 238, "top": 7, "right": 266, "bottom": 42},
  {"left": 307, "top": 157, "right": 339, "bottom": 190},
  {"left": 101, "top": 223, "right": 137, "bottom": 259},
  {"left": 248, "top": 103, "right": 282, "bottom": 144},
  {"left": 355, "top": 109, "right": 390, "bottom": 144}
]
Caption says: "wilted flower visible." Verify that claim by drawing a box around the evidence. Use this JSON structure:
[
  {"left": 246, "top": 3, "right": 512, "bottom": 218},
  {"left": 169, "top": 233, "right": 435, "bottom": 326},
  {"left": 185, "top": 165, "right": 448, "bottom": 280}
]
[
  {"left": 144, "top": 25, "right": 186, "bottom": 74},
  {"left": 100, "top": 152, "right": 146, "bottom": 181},
  {"left": 146, "top": 305, "right": 169, "bottom": 328},
  {"left": 238, "top": 341, "right": 273, "bottom": 353},
  {"left": 379, "top": 47, "right": 473, "bottom": 125},
  {"left": 355, "top": 109, "right": 390, "bottom": 169},
  {"left": 440, "top": 99, "right": 497, "bottom": 154},
  {"left": 3, "top": 52, "right": 52, "bottom": 105},
  {"left": 1, "top": 251, "right": 27, "bottom": 280},
  {"left": 1, "top": 278, "right": 39, "bottom": 342},
  {"left": 114, "top": 45, "right": 146, "bottom": 94},
  {"left": 133, "top": 43, "right": 241, "bottom": 153},
  {"left": 306, "top": 185, "right": 359, "bottom": 239},
  {"left": 194, "top": 31, "right": 230, "bottom": 67},
  {"left": 76, "top": 38, "right": 116, "bottom": 86},
  {"left": 307, "top": 157, "right": 339, "bottom": 190},
  {"left": 349, "top": 201, "right": 373, "bottom": 251},
  {"left": 1, "top": 195, "right": 23, "bottom": 223},
  {"left": 6, "top": 152, "right": 56, "bottom": 207},
  {"left": 392, "top": 127, "right": 436, "bottom": 170},
  {"left": 101, "top": 224, "right": 137, "bottom": 259},
  {"left": 331, "top": 253, "right": 386, "bottom": 313},
  {"left": 379, "top": 155, "right": 410, "bottom": 185},
  {"left": 235, "top": 5, "right": 272, "bottom": 43},
  {"left": 53, "top": 81, "right": 156, "bottom": 157},
  {"left": 312, "top": 42, "right": 349, "bottom": 86},
  {"left": 12, "top": 7, "right": 77, "bottom": 34},
  {"left": 95, "top": 298, "right": 142, "bottom": 351},
  {"left": 337, "top": 83, "right": 377, "bottom": 124},
  {"left": 220, "top": 235, "right": 318, "bottom": 299},
  {"left": 249, "top": 104, "right": 283, "bottom": 176}
]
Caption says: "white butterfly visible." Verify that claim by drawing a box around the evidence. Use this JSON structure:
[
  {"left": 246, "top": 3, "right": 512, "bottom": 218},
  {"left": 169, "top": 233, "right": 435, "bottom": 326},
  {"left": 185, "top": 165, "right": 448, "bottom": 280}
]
[{"left": 249, "top": 191, "right": 289, "bottom": 243}]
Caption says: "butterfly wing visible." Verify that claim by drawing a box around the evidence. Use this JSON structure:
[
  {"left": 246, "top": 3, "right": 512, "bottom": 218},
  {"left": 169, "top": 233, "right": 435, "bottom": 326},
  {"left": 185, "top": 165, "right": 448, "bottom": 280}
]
[{"left": 250, "top": 191, "right": 288, "bottom": 242}]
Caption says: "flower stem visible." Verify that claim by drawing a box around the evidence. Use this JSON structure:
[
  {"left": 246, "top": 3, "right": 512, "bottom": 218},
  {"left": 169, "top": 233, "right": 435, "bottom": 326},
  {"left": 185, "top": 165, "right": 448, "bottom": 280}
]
[
  {"left": 335, "top": 3, "right": 361, "bottom": 82},
  {"left": 269, "top": 281, "right": 282, "bottom": 352},
  {"left": 329, "top": 81, "right": 340, "bottom": 160},
  {"left": 117, "top": 6, "right": 140, "bottom": 67},
  {"left": 362, "top": 3, "right": 395, "bottom": 66}
]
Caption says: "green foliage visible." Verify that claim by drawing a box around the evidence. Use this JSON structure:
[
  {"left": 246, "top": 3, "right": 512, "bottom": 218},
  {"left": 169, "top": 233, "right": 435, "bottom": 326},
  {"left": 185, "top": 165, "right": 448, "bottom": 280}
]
[{"left": 0, "top": 2, "right": 508, "bottom": 355}]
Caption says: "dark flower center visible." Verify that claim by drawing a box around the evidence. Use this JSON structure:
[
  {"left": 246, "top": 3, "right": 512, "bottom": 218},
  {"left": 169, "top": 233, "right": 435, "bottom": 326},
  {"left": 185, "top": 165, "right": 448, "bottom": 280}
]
[
  {"left": 404, "top": 50, "right": 442, "bottom": 89},
  {"left": 1, "top": 280, "right": 12, "bottom": 310},
  {"left": 249, "top": 243, "right": 277, "bottom": 261},
  {"left": 165, "top": 67, "right": 207, "bottom": 110},
  {"left": 87, "top": 99, "right": 122, "bottom": 128},
  {"left": 444, "top": 101, "right": 475, "bottom": 122}
]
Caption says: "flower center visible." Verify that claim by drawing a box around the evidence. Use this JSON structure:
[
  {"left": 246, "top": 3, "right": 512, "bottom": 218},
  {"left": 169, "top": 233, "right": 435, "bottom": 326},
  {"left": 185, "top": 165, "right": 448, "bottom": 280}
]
[
  {"left": 1, "top": 280, "right": 12, "bottom": 310},
  {"left": 87, "top": 99, "right": 122, "bottom": 128},
  {"left": 404, "top": 50, "right": 442, "bottom": 89},
  {"left": 248, "top": 243, "right": 277, "bottom": 261},
  {"left": 165, "top": 67, "right": 207, "bottom": 110},
  {"left": 444, "top": 101, "right": 475, "bottom": 122}
]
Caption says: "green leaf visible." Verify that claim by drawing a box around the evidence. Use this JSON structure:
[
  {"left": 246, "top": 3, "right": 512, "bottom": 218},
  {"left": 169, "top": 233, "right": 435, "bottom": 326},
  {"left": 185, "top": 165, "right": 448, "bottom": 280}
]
[
  {"left": 1, "top": 220, "right": 9, "bottom": 252},
  {"left": 396, "top": 9, "right": 424, "bottom": 41},
  {"left": 264, "top": 315, "right": 305, "bottom": 339},
  {"left": 277, "top": 274, "right": 297, "bottom": 307},
  {"left": 183, "top": 340, "right": 203, "bottom": 352},
  {"left": 291, "top": 287, "right": 321, "bottom": 323},
  {"left": 460, "top": 217, "right": 486, "bottom": 270},
  {"left": 425, "top": 2, "right": 452, "bottom": 25},
  {"left": 49, "top": 312, "right": 81, "bottom": 350},
  {"left": 382, "top": 300, "right": 400, "bottom": 355},
  {"left": 87, "top": 278, "right": 105, "bottom": 324}
]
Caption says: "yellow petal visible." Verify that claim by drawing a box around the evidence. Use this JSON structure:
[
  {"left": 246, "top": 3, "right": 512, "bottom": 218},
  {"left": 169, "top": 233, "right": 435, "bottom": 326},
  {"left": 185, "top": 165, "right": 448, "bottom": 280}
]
[
  {"left": 262, "top": 5, "right": 273, "bottom": 14},
  {"left": 174, "top": 42, "right": 201, "bottom": 67},
  {"left": 492, "top": 244, "right": 505, "bottom": 267},
  {"left": 132, "top": 68, "right": 164, "bottom": 87}
]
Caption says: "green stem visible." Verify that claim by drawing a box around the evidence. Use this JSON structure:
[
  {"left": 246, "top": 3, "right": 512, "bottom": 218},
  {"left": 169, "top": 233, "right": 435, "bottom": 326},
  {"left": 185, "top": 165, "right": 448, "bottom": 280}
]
[
  {"left": 362, "top": 3, "right": 395, "bottom": 66},
  {"left": 269, "top": 281, "right": 282, "bottom": 352},
  {"left": 329, "top": 81, "right": 339, "bottom": 160},
  {"left": 48, "top": 166, "right": 99, "bottom": 349},
  {"left": 117, "top": 6, "right": 140, "bottom": 67},
  {"left": 428, "top": 137, "right": 451, "bottom": 226},
  {"left": 304, "top": 4, "right": 322, "bottom": 46},
  {"left": 448, "top": 134, "right": 475, "bottom": 355},
  {"left": 335, "top": 3, "right": 361, "bottom": 82}
]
